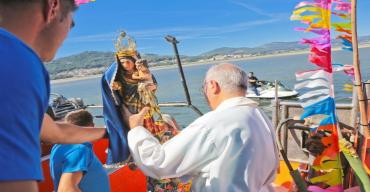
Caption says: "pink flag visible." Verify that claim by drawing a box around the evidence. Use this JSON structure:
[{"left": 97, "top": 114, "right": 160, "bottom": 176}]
[{"left": 75, "top": 0, "right": 95, "bottom": 6}]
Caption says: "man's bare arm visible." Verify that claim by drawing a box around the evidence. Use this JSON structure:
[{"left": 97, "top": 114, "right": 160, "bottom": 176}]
[
  {"left": 0, "top": 181, "right": 38, "bottom": 192},
  {"left": 41, "top": 114, "right": 106, "bottom": 144},
  {"left": 57, "top": 172, "right": 83, "bottom": 192}
]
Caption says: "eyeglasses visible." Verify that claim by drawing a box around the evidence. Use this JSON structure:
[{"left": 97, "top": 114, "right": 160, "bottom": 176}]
[
  {"left": 70, "top": 20, "right": 75, "bottom": 29},
  {"left": 201, "top": 80, "right": 209, "bottom": 96}
]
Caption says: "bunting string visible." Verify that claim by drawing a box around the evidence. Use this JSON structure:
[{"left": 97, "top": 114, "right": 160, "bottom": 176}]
[
  {"left": 332, "top": 0, "right": 354, "bottom": 81},
  {"left": 291, "top": 0, "right": 344, "bottom": 191}
]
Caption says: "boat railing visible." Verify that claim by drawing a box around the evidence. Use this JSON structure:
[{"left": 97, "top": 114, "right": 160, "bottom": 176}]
[
  {"left": 41, "top": 155, "right": 50, "bottom": 162},
  {"left": 272, "top": 88, "right": 357, "bottom": 162},
  {"left": 85, "top": 101, "right": 203, "bottom": 119}
]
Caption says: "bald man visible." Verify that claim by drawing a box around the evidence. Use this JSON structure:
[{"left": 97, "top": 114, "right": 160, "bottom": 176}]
[{"left": 128, "top": 63, "right": 279, "bottom": 192}]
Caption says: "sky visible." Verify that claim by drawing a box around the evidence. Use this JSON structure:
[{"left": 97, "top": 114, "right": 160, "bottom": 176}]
[{"left": 56, "top": 0, "right": 370, "bottom": 58}]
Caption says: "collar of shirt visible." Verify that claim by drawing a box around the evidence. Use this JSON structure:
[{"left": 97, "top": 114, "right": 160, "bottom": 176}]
[{"left": 215, "top": 96, "right": 258, "bottom": 112}]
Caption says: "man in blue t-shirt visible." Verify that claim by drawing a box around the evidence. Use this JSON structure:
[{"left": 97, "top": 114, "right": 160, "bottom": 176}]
[
  {"left": 0, "top": 1, "right": 106, "bottom": 191},
  {"left": 50, "top": 110, "right": 110, "bottom": 192}
]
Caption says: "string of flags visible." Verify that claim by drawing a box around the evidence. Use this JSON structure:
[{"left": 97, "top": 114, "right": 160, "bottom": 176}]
[{"left": 291, "top": 0, "right": 344, "bottom": 191}]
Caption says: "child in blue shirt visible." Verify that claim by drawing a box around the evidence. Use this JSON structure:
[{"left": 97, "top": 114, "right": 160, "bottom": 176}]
[{"left": 50, "top": 110, "right": 110, "bottom": 192}]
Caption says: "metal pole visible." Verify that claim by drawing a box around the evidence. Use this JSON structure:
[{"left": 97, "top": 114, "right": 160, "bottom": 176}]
[
  {"left": 167, "top": 37, "right": 192, "bottom": 105},
  {"left": 365, "top": 80, "right": 370, "bottom": 122},
  {"left": 273, "top": 80, "right": 280, "bottom": 129},
  {"left": 350, "top": 88, "right": 359, "bottom": 129},
  {"left": 189, "top": 105, "right": 203, "bottom": 117},
  {"left": 282, "top": 105, "right": 289, "bottom": 153},
  {"left": 165, "top": 35, "right": 203, "bottom": 116}
]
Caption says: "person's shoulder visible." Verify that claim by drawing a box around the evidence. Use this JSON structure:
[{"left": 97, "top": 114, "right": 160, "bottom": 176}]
[
  {"left": 0, "top": 30, "right": 46, "bottom": 81},
  {"left": 0, "top": 29, "right": 21, "bottom": 48},
  {"left": 0, "top": 29, "right": 40, "bottom": 62},
  {"left": 211, "top": 105, "right": 259, "bottom": 125},
  {"left": 52, "top": 143, "right": 92, "bottom": 155},
  {"left": 186, "top": 110, "right": 218, "bottom": 130},
  {"left": 223, "top": 104, "right": 259, "bottom": 115},
  {"left": 71, "top": 143, "right": 92, "bottom": 152},
  {"left": 195, "top": 106, "right": 248, "bottom": 123}
]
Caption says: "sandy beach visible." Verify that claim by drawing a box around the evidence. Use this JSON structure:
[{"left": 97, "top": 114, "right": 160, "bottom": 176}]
[{"left": 51, "top": 43, "right": 370, "bottom": 85}]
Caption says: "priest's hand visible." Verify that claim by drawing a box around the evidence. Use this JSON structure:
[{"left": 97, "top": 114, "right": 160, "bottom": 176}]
[{"left": 129, "top": 107, "right": 150, "bottom": 129}]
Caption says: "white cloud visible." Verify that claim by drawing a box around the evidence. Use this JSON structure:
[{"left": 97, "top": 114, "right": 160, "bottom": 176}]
[
  {"left": 67, "top": 0, "right": 286, "bottom": 44},
  {"left": 229, "top": 0, "right": 288, "bottom": 19},
  {"left": 67, "top": 32, "right": 117, "bottom": 42},
  {"left": 67, "top": 18, "right": 280, "bottom": 43}
]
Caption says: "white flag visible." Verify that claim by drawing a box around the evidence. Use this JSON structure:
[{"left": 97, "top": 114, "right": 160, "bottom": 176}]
[{"left": 295, "top": 69, "right": 334, "bottom": 108}]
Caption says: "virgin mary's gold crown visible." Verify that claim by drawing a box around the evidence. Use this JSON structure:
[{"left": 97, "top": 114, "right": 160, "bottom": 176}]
[{"left": 115, "top": 31, "right": 137, "bottom": 58}]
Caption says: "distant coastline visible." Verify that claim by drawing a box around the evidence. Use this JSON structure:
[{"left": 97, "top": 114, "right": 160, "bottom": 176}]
[
  {"left": 51, "top": 74, "right": 103, "bottom": 84},
  {"left": 51, "top": 44, "right": 370, "bottom": 85}
]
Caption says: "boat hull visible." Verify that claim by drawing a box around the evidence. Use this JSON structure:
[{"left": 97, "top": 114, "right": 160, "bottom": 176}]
[{"left": 38, "top": 139, "right": 299, "bottom": 191}]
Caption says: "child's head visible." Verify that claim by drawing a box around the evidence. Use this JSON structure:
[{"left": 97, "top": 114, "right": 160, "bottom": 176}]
[
  {"left": 135, "top": 59, "right": 149, "bottom": 71},
  {"left": 65, "top": 109, "right": 94, "bottom": 127}
]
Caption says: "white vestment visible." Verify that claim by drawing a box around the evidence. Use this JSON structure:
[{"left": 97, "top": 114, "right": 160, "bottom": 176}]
[{"left": 128, "top": 97, "right": 279, "bottom": 192}]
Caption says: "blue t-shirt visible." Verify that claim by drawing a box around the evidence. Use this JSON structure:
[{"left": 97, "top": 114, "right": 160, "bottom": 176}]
[
  {"left": 50, "top": 143, "right": 110, "bottom": 192},
  {"left": 0, "top": 28, "right": 50, "bottom": 180}
]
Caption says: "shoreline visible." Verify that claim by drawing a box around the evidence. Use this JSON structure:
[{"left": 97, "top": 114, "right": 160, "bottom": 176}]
[
  {"left": 51, "top": 44, "right": 370, "bottom": 84},
  {"left": 51, "top": 74, "right": 103, "bottom": 84}
]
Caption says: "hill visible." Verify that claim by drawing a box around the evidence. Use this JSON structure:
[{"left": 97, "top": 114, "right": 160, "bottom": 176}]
[{"left": 46, "top": 36, "right": 370, "bottom": 80}]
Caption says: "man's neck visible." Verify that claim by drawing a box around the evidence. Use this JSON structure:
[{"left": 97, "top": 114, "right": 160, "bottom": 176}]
[
  {"left": 222, "top": 90, "right": 245, "bottom": 99},
  {"left": 212, "top": 92, "right": 246, "bottom": 110},
  {"left": 0, "top": 7, "right": 42, "bottom": 52}
]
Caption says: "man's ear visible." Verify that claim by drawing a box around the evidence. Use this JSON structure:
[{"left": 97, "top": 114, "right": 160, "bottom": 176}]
[
  {"left": 42, "top": 0, "right": 61, "bottom": 24},
  {"left": 209, "top": 80, "right": 221, "bottom": 94}
]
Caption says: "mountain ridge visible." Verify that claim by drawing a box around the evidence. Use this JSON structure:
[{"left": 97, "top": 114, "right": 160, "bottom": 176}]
[{"left": 46, "top": 36, "right": 370, "bottom": 80}]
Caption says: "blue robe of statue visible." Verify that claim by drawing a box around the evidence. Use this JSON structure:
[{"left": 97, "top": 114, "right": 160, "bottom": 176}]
[{"left": 101, "top": 62, "right": 130, "bottom": 164}]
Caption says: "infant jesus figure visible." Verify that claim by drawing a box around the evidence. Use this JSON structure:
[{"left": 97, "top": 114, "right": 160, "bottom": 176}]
[
  {"left": 131, "top": 60, "right": 193, "bottom": 191},
  {"left": 132, "top": 59, "right": 162, "bottom": 120}
]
